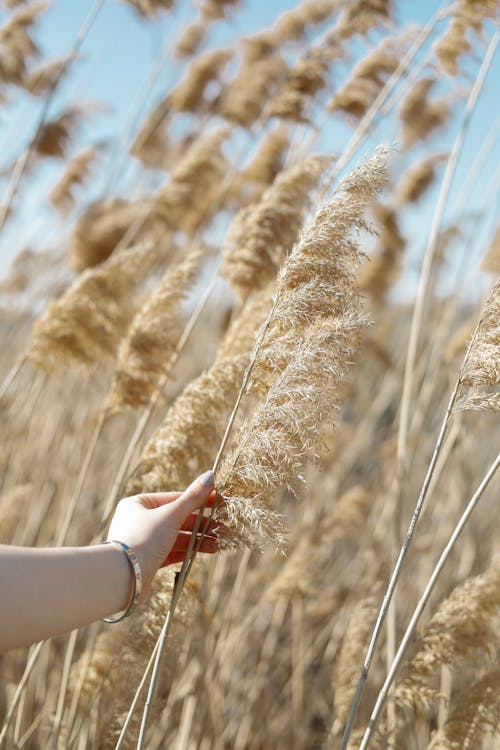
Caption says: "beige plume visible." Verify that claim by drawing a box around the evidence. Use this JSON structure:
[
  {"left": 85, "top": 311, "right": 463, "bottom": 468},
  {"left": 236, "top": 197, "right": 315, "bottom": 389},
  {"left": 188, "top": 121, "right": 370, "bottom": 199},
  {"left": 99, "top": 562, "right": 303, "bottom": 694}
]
[
  {"left": 105, "top": 246, "right": 203, "bottom": 416},
  {"left": 27, "top": 240, "right": 163, "bottom": 372},
  {"left": 221, "top": 154, "right": 331, "bottom": 301}
]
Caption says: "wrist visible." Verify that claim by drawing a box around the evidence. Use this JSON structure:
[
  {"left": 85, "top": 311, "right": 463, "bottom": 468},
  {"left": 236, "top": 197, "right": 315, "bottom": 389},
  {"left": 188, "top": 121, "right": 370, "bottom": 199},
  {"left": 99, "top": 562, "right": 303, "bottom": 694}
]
[{"left": 99, "top": 541, "right": 142, "bottom": 623}]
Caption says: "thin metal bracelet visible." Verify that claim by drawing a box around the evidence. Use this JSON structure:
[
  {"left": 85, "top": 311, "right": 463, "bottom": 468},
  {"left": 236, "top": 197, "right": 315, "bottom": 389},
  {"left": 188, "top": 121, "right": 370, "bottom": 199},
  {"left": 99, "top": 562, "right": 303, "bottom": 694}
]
[{"left": 100, "top": 540, "right": 142, "bottom": 624}]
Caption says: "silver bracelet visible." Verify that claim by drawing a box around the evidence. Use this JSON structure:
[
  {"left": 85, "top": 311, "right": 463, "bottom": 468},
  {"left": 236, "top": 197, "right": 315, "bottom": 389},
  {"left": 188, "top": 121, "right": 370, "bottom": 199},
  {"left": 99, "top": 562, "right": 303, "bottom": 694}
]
[{"left": 100, "top": 540, "right": 142, "bottom": 624}]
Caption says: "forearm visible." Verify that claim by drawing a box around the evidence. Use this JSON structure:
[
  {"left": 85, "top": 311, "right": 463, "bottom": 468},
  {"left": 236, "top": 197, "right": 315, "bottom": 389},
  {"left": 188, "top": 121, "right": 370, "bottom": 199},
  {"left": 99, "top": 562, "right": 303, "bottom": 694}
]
[{"left": 0, "top": 544, "right": 132, "bottom": 652}]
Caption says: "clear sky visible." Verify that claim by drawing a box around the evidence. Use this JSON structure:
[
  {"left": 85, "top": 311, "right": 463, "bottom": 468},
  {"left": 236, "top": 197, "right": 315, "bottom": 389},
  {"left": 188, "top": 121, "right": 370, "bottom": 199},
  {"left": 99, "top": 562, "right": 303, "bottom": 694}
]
[{"left": 0, "top": 0, "right": 498, "bottom": 294}]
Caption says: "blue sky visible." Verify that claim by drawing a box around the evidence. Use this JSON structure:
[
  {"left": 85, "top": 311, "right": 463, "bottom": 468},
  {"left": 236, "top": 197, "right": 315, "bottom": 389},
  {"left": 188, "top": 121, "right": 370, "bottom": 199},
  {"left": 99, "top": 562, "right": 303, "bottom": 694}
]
[{"left": 0, "top": 0, "right": 498, "bottom": 294}]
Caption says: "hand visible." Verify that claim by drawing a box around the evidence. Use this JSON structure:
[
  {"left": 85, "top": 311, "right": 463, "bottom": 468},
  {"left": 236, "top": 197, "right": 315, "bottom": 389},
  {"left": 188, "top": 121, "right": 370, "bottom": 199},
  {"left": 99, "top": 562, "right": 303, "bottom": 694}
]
[{"left": 106, "top": 470, "right": 218, "bottom": 602}]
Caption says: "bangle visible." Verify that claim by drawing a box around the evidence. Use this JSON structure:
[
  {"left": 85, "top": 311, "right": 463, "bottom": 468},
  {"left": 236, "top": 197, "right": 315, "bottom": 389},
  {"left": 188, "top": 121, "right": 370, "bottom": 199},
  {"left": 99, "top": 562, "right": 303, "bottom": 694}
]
[{"left": 100, "top": 541, "right": 142, "bottom": 624}]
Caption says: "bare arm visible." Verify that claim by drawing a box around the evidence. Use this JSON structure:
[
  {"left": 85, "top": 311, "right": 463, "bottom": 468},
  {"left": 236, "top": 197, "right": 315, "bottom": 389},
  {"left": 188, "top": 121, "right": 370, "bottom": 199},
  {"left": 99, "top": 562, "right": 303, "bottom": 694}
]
[
  {"left": 0, "top": 543, "right": 133, "bottom": 651},
  {"left": 0, "top": 470, "right": 216, "bottom": 653}
]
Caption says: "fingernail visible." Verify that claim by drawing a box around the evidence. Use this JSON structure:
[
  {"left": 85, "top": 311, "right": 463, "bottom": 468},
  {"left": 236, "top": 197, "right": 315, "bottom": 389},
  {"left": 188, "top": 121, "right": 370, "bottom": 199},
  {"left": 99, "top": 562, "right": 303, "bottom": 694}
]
[{"left": 197, "top": 470, "right": 214, "bottom": 488}]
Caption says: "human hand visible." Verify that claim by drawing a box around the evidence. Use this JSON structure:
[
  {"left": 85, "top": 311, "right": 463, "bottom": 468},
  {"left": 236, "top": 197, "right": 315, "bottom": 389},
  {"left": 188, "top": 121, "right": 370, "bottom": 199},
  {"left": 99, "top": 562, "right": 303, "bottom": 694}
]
[{"left": 107, "top": 470, "right": 218, "bottom": 602}]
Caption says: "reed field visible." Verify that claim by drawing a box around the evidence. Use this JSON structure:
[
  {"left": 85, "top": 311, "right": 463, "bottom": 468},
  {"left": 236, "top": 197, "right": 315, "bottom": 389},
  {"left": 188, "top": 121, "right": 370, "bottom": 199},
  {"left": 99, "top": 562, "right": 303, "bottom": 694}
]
[{"left": 1, "top": 0, "right": 500, "bottom": 747}]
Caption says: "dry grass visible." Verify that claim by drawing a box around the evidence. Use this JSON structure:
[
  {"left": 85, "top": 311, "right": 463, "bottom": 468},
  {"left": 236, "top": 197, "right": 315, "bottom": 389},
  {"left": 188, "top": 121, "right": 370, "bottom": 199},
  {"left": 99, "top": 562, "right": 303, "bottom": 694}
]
[{"left": 0, "top": 2, "right": 499, "bottom": 749}]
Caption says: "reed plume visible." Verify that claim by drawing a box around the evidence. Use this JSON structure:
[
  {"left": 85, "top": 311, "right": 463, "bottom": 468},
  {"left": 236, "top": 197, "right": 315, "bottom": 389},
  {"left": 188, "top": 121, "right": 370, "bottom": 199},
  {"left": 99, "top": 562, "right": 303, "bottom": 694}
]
[
  {"left": 22, "top": 55, "right": 71, "bottom": 95},
  {"left": 360, "top": 202, "right": 406, "bottom": 304},
  {"left": 268, "top": 38, "right": 342, "bottom": 122},
  {"left": 427, "top": 669, "right": 500, "bottom": 750},
  {"left": 69, "top": 197, "right": 163, "bottom": 272},
  {"left": 0, "top": 2, "right": 44, "bottom": 86},
  {"left": 34, "top": 106, "right": 83, "bottom": 159},
  {"left": 221, "top": 154, "right": 331, "bottom": 301},
  {"left": 395, "top": 557, "right": 500, "bottom": 713},
  {"left": 49, "top": 146, "right": 99, "bottom": 214},
  {"left": 396, "top": 153, "right": 447, "bottom": 205},
  {"left": 154, "top": 127, "right": 229, "bottom": 235},
  {"left": 174, "top": 22, "right": 205, "bottom": 58},
  {"left": 122, "top": 0, "right": 174, "bottom": 18},
  {"left": 273, "top": 0, "right": 339, "bottom": 44},
  {"left": 105, "top": 246, "right": 203, "bottom": 416},
  {"left": 434, "top": 0, "right": 499, "bottom": 76},
  {"left": 237, "top": 124, "right": 290, "bottom": 196},
  {"left": 126, "top": 286, "right": 273, "bottom": 495},
  {"left": 457, "top": 277, "right": 500, "bottom": 411},
  {"left": 27, "top": 240, "right": 162, "bottom": 372},
  {"left": 168, "top": 47, "right": 232, "bottom": 113},
  {"left": 216, "top": 53, "right": 288, "bottom": 127},
  {"left": 328, "top": 35, "right": 402, "bottom": 119},
  {"left": 130, "top": 98, "right": 170, "bottom": 168},
  {"left": 337, "top": 0, "right": 392, "bottom": 39},
  {"left": 214, "top": 150, "right": 387, "bottom": 548},
  {"left": 200, "top": 0, "right": 239, "bottom": 21},
  {"left": 399, "top": 77, "right": 450, "bottom": 149}
]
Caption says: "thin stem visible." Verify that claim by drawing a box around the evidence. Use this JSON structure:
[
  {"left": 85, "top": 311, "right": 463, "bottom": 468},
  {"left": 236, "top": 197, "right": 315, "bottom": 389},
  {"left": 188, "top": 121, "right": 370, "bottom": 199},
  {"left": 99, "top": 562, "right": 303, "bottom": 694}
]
[
  {"left": 51, "top": 629, "right": 78, "bottom": 749},
  {"left": 358, "top": 451, "right": 500, "bottom": 750},
  {"left": 0, "top": 642, "right": 44, "bottom": 747},
  {"left": 56, "top": 412, "right": 107, "bottom": 546},
  {"left": 0, "top": 355, "right": 27, "bottom": 402},
  {"left": 339, "top": 256, "right": 497, "bottom": 750},
  {"left": 114, "top": 639, "right": 161, "bottom": 750},
  {"left": 397, "top": 31, "right": 499, "bottom": 467}
]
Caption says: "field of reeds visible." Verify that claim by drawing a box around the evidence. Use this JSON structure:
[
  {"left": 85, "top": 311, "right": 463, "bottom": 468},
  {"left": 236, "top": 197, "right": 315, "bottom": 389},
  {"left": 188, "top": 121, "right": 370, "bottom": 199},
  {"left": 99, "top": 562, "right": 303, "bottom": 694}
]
[{"left": 1, "top": 0, "right": 499, "bottom": 748}]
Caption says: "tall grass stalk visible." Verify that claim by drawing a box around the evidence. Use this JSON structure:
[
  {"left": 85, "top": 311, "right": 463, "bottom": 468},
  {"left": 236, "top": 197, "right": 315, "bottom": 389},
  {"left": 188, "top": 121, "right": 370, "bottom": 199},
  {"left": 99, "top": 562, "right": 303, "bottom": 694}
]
[{"left": 358, "top": 450, "right": 500, "bottom": 749}]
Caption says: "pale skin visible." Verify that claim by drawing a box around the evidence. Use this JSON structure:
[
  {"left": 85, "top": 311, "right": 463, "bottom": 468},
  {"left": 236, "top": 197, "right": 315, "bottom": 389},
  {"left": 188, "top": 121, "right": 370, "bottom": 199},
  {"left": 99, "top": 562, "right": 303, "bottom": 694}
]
[{"left": 0, "top": 470, "right": 217, "bottom": 653}]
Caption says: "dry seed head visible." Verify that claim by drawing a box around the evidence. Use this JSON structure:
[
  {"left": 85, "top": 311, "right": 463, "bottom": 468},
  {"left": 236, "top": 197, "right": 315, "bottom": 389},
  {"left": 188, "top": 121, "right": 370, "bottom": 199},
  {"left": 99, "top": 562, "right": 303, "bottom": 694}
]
[
  {"left": 130, "top": 97, "right": 170, "bottom": 168},
  {"left": 396, "top": 557, "right": 500, "bottom": 711},
  {"left": 69, "top": 197, "right": 164, "bottom": 272},
  {"left": 49, "top": 146, "right": 99, "bottom": 214},
  {"left": 273, "top": 0, "right": 339, "bottom": 44},
  {"left": 22, "top": 55, "right": 70, "bottom": 95},
  {"left": 429, "top": 669, "right": 500, "bottom": 750},
  {"left": 360, "top": 202, "right": 406, "bottom": 304},
  {"left": 154, "top": 127, "right": 229, "bottom": 235},
  {"left": 27, "top": 240, "right": 161, "bottom": 372},
  {"left": 337, "top": 0, "right": 392, "bottom": 39},
  {"left": 127, "top": 286, "right": 273, "bottom": 495},
  {"left": 434, "top": 0, "right": 499, "bottom": 76},
  {"left": 167, "top": 47, "right": 232, "bottom": 113},
  {"left": 120, "top": 0, "right": 174, "bottom": 18},
  {"left": 216, "top": 54, "right": 288, "bottom": 127},
  {"left": 221, "top": 154, "right": 331, "bottom": 301},
  {"left": 105, "top": 245, "right": 203, "bottom": 416},
  {"left": 399, "top": 77, "right": 450, "bottom": 149},
  {"left": 396, "top": 153, "right": 447, "bottom": 205},
  {"left": 328, "top": 35, "right": 403, "bottom": 119},
  {"left": 34, "top": 106, "right": 83, "bottom": 159},
  {"left": 174, "top": 22, "right": 205, "bottom": 58},
  {"left": 215, "top": 150, "right": 388, "bottom": 548},
  {"left": 200, "top": 0, "right": 239, "bottom": 22},
  {"left": 459, "top": 278, "right": 500, "bottom": 389},
  {"left": 240, "top": 124, "right": 290, "bottom": 187},
  {"left": 268, "top": 39, "right": 342, "bottom": 122},
  {"left": 0, "top": 2, "right": 44, "bottom": 85}
]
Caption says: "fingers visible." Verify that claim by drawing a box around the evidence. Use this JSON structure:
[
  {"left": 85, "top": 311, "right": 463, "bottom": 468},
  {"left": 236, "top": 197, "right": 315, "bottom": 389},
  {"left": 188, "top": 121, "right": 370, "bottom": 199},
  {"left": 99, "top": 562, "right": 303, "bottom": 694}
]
[
  {"left": 162, "top": 533, "right": 218, "bottom": 566},
  {"left": 133, "top": 491, "right": 182, "bottom": 509},
  {"left": 168, "top": 470, "right": 215, "bottom": 524},
  {"left": 180, "top": 514, "right": 219, "bottom": 534}
]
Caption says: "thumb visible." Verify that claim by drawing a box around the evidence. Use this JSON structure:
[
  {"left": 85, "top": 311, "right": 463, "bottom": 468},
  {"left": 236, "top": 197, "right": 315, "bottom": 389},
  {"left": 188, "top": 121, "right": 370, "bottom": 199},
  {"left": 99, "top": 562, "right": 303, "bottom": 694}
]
[{"left": 167, "top": 470, "right": 215, "bottom": 525}]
